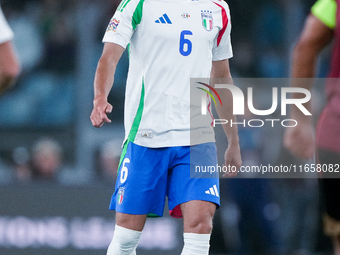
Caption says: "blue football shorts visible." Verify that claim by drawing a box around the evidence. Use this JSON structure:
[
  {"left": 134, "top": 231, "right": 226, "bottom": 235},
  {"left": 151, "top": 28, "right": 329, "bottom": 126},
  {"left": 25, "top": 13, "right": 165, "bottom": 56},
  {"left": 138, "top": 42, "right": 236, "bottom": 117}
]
[{"left": 109, "top": 141, "right": 220, "bottom": 218}]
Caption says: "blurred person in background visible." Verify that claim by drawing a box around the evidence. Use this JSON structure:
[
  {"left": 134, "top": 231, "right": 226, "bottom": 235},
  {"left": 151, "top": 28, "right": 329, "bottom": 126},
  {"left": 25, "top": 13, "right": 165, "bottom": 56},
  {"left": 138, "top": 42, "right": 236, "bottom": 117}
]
[
  {"left": 283, "top": 0, "right": 340, "bottom": 254},
  {"left": 0, "top": 0, "right": 76, "bottom": 127},
  {"left": 0, "top": 5, "right": 20, "bottom": 95},
  {"left": 39, "top": 0, "right": 76, "bottom": 74},
  {"left": 12, "top": 146, "right": 31, "bottom": 182},
  {"left": 96, "top": 139, "right": 122, "bottom": 183},
  {"left": 30, "top": 137, "right": 64, "bottom": 183}
]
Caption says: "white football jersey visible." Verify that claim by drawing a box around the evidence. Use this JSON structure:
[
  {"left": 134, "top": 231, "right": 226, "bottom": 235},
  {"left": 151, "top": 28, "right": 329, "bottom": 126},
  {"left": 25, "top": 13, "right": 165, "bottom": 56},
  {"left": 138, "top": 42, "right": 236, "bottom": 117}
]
[
  {"left": 0, "top": 7, "right": 14, "bottom": 44},
  {"left": 103, "top": 0, "right": 233, "bottom": 148}
]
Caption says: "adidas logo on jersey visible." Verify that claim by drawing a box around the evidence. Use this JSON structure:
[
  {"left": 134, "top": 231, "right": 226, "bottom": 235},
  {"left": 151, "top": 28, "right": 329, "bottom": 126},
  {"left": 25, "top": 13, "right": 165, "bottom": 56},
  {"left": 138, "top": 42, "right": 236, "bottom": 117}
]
[
  {"left": 155, "top": 14, "right": 172, "bottom": 24},
  {"left": 141, "top": 131, "right": 153, "bottom": 138},
  {"left": 205, "top": 185, "right": 219, "bottom": 197}
]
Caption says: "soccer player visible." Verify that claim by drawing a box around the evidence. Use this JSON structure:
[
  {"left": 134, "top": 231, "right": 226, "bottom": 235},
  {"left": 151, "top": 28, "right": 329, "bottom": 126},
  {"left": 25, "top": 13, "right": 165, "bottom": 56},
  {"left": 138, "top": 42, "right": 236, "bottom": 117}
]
[
  {"left": 283, "top": 0, "right": 340, "bottom": 254},
  {"left": 91, "top": 0, "right": 242, "bottom": 254},
  {"left": 0, "top": 6, "right": 20, "bottom": 95}
]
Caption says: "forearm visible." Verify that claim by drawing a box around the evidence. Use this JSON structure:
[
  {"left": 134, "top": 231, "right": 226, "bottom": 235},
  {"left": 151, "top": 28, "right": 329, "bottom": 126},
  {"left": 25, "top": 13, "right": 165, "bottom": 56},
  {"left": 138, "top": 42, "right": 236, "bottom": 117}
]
[
  {"left": 91, "top": 43, "right": 124, "bottom": 127},
  {"left": 214, "top": 85, "right": 239, "bottom": 145},
  {"left": 0, "top": 41, "right": 20, "bottom": 95},
  {"left": 93, "top": 43, "right": 125, "bottom": 103},
  {"left": 93, "top": 56, "right": 116, "bottom": 102},
  {"left": 210, "top": 62, "right": 239, "bottom": 146},
  {"left": 210, "top": 62, "right": 242, "bottom": 173}
]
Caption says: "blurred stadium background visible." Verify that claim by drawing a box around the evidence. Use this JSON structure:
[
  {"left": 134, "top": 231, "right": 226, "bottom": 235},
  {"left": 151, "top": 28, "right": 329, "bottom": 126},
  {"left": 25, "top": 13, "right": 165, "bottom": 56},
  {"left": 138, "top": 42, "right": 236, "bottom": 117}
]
[{"left": 0, "top": 0, "right": 333, "bottom": 254}]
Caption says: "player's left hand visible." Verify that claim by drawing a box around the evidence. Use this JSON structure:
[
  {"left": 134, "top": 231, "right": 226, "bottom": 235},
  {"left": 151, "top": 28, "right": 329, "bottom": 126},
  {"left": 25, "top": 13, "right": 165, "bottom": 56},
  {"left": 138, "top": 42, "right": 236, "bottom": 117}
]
[{"left": 223, "top": 143, "right": 242, "bottom": 177}]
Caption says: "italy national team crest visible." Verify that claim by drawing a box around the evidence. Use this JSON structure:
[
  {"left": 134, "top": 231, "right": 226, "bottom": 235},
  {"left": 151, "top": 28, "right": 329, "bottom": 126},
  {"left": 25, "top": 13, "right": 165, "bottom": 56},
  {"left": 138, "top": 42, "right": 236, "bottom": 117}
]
[
  {"left": 117, "top": 187, "right": 124, "bottom": 205},
  {"left": 201, "top": 10, "right": 213, "bottom": 31}
]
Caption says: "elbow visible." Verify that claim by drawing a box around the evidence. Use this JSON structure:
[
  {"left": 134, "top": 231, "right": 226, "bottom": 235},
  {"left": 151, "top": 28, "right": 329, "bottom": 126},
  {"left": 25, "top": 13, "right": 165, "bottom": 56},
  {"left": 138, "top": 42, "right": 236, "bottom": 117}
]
[
  {"left": 211, "top": 66, "right": 229, "bottom": 78},
  {"left": 293, "top": 38, "right": 319, "bottom": 61},
  {"left": 293, "top": 40, "right": 306, "bottom": 57},
  {"left": 211, "top": 59, "right": 232, "bottom": 79}
]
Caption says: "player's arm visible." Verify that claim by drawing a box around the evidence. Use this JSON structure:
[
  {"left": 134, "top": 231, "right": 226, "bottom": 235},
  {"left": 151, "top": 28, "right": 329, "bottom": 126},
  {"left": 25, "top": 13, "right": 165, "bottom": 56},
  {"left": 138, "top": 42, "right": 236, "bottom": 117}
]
[
  {"left": 284, "top": 13, "right": 334, "bottom": 159},
  {"left": 90, "top": 43, "right": 125, "bottom": 128},
  {"left": 91, "top": 0, "right": 136, "bottom": 128},
  {"left": 211, "top": 59, "right": 242, "bottom": 177},
  {"left": 0, "top": 41, "right": 20, "bottom": 95},
  {"left": 291, "top": 14, "right": 333, "bottom": 79},
  {"left": 290, "top": 13, "right": 333, "bottom": 117}
]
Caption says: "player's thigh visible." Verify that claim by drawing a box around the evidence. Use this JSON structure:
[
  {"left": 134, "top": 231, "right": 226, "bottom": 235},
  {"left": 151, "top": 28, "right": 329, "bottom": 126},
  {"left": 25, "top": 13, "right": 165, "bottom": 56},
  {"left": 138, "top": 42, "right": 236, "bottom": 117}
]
[
  {"left": 167, "top": 142, "right": 220, "bottom": 218},
  {"left": 181, "top": 200, "right": 216, "bottom": 234},
  {"left": 116, "top": 212, "right": 147, "bottom": 232},
  {"left": 111, "top": 142, "right": 170, "bottom": 217}
]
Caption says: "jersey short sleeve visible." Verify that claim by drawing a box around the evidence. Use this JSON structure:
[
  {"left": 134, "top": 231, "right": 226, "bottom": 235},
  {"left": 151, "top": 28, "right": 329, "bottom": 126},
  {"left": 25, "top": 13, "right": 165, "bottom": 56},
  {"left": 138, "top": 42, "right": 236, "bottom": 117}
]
[
  {"left": 212, "top": 2, "right": 233, "bottom": 61},
  {"left": 311, "top": 0, "right": 337, "bottom": 29},
  {"left": 0, "top": 7, "right": 14, "bottom": 44},
  {"left": 102, "top": 0, "right": 144, "bottom": 48}
]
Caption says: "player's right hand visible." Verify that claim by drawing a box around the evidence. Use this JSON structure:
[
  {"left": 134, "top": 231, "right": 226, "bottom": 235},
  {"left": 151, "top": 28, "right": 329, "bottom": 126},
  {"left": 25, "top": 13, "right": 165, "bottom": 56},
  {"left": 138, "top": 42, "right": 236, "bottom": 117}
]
[{"left": 90, "top": 99, "right": 113, "bottom": 128}]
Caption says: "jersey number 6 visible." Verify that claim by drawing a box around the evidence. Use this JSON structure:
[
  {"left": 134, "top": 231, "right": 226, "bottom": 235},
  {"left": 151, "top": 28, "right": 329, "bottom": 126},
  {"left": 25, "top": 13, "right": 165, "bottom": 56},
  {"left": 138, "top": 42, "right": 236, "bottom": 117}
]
[
  {"left": 179, "top": 30, "right": 193, "bottom": 56},
  {"left": 120, "top": 158, "right": 130, "bottom": 183}
]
